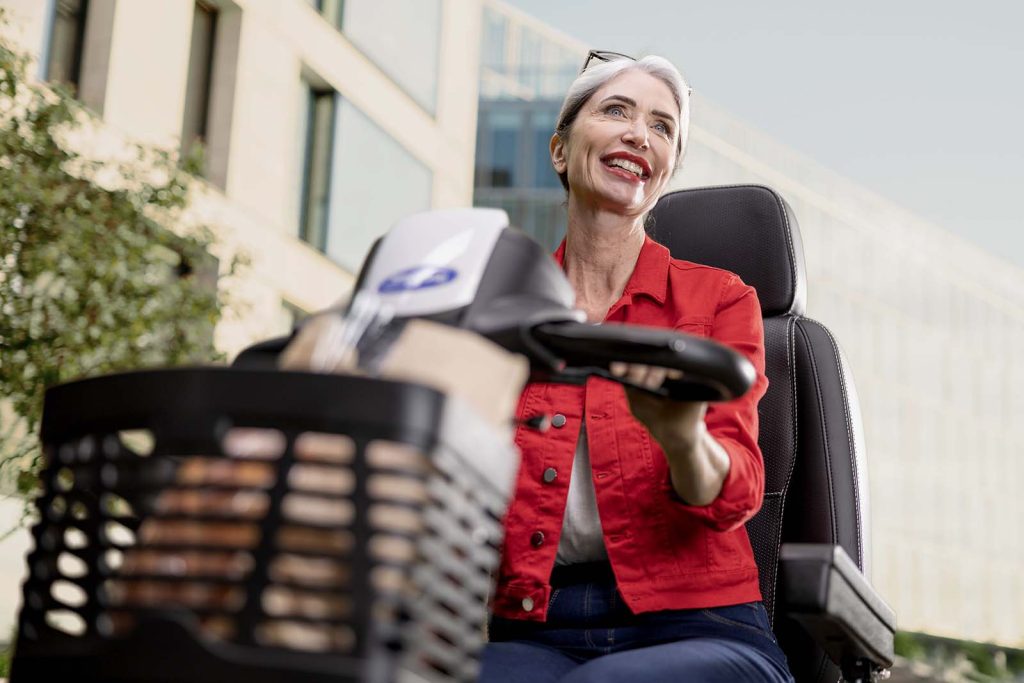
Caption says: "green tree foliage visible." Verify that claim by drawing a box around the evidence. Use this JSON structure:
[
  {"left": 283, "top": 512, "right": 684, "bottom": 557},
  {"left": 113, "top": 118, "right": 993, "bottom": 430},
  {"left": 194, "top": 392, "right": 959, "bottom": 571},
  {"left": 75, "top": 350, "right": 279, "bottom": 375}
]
[
  {"left": 895, "top": 630, "right": 926, "bottom": 659},
  {"left": 895, "top": 631, "right": 1024, "bottom": 682},
  {"left": 0, "top": 17, "right": 239, "bottom": 501}
]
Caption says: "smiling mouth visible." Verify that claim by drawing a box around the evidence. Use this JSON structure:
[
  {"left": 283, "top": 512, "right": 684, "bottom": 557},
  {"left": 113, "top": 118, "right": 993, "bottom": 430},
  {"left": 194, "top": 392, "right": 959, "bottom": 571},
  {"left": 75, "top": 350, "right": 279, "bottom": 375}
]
[{"left": 603, "top": 157, "right": 649, "bottom": 180}]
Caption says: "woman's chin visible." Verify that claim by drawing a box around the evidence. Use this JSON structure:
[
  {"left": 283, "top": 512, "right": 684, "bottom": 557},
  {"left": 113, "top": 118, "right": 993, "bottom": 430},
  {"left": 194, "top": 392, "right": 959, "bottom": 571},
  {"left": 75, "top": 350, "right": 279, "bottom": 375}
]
[
  {"left": 569, "top": 180, "right": 656, "bottom": 217},
  {"left": 595, "top": 187, "right": 653, "bottom": 216}
]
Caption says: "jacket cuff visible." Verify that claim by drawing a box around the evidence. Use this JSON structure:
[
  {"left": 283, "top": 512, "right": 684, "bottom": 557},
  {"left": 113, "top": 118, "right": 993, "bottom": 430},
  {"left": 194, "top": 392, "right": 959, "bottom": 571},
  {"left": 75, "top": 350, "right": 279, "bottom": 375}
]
[{"left": 666, "top": 435, "right": 763, "bottom": 532}]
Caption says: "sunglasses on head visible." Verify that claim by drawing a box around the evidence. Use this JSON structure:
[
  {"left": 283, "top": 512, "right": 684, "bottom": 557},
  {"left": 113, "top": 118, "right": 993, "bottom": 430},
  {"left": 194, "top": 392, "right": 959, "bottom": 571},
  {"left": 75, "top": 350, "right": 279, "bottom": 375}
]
[
  {"left": 579, "top": 49, "right": 635, "bottom": 74},
  {"left": 579, "top": 49, "right": 693, "bottom": 97}
]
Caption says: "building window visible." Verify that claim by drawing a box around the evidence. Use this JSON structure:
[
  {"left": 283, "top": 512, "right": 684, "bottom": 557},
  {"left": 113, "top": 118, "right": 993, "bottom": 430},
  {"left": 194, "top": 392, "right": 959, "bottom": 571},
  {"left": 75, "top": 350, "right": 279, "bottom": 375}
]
[
  {"left": 518, "top": 31, "right": 542, "bottom": 93},
  {"left": 181, "top": 1, "right": 219, "bottom": 170},
  {"left": 298, "top": 85, "right": 337, "bottom": 252},
  {"left": 530, "top": 107, "right": 561, "bottom": 188},
  {"left": 324, "top": 99, "right": 432, "bottom": 271},
  {"left": 309, "top": 0, "right": 441, "bottom": 114},
  {"left": 474, "top": 101, "right": 567, "bottom": 250},
  {"left": 45, "top": 0, "right": 90, "bottom": 90},
  {"left": 475, "top": 109, "right": 522, "bottom": 188},
  {"left": 481, "top": 8, "right": 507, "bottom": 71},
  {"left": 474, "top": 103, "right": 561, "bottom": 190},
  {"left": 296, "top": 76, "right": 432, "bottom": 271},
  {"left": 312, "top": 0, "right": 345, "bottom": 30}
]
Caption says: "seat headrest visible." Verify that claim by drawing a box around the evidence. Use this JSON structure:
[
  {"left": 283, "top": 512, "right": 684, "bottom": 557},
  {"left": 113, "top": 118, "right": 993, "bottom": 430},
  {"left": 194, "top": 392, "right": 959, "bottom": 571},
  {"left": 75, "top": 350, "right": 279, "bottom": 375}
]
[{"left": 648, "top": 185, "right": 807, "bottom": 317}]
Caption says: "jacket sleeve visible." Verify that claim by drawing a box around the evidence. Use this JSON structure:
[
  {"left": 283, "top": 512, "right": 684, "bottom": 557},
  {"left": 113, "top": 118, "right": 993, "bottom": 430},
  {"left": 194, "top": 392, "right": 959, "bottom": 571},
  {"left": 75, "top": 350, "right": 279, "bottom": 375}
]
[{"left": 673, "top": 274, "right": 769, "bottom": 532}]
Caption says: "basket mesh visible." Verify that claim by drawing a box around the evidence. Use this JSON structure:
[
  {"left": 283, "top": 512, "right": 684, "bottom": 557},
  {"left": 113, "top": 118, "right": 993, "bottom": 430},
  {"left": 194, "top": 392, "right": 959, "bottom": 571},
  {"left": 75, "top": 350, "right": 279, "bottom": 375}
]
[{"left": 14, "top": 369, "right": 512, "bottom": 683}]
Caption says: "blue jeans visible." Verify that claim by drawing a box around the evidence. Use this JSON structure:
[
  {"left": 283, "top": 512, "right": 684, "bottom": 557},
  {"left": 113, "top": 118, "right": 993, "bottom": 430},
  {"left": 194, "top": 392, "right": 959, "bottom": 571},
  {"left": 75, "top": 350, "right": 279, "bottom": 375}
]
[{"left": 480, "top": 579, "right": 794, "bottom": 682}]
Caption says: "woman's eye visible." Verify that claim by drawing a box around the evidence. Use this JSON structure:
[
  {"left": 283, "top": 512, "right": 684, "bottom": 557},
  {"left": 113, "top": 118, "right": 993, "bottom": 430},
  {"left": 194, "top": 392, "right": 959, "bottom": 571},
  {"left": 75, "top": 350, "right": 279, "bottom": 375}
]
[
  {"left": 606, "top": 105, "right": 626, "bottom": 116},
  {"left": 654, "top": 121, "right": 671, "bottom": 135}
]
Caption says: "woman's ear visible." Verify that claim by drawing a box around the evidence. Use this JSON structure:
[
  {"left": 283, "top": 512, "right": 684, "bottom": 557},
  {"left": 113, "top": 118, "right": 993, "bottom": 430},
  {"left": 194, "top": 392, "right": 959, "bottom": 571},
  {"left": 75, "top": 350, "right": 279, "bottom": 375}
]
[{"left": 550, "top": 133, "right": 567, "bottom": 175}]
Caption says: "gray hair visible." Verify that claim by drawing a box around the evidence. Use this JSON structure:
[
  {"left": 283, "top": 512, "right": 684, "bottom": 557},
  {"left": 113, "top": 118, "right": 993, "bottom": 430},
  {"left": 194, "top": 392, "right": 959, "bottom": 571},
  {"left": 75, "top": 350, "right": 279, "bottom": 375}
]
[{"left": 554, "top": 55, "right": 691, "bottom": 192}]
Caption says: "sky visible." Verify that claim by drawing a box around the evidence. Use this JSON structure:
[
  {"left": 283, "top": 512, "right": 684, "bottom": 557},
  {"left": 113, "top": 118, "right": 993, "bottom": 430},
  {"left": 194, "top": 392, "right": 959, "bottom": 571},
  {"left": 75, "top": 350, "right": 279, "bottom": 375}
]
[{"left": 503, "top": 0, "right": 1024, "bottom": 272}]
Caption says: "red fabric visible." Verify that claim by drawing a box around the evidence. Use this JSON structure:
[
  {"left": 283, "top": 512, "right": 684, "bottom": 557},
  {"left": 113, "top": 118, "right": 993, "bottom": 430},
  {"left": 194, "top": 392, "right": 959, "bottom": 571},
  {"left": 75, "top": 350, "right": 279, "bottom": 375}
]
[{"left": 491, "top": 235, "right": 769, "bottom": 621}]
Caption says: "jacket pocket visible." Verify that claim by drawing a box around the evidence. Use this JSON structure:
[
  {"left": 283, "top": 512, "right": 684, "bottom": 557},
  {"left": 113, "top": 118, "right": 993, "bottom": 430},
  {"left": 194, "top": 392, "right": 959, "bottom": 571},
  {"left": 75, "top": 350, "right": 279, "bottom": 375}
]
[{"left": 674, "top": 316, "right": 712, "bottom": 338}]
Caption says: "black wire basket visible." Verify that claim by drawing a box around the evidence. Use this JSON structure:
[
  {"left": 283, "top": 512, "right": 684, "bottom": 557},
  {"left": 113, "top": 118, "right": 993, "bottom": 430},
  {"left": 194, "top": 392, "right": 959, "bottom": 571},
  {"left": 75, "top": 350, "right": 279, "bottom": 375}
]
[{"left": 11, "top": 367, "right": 517, "bottom": 683}]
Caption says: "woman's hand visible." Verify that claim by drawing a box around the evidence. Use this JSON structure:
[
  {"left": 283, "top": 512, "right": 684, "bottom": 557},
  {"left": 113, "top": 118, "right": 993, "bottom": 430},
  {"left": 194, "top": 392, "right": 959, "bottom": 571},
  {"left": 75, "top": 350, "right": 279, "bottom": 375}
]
[
  {"left": 610, "top": 363, "right": 731, "bottom": 506},
  {"left": 609, "top": 362, "right": 704, "bottom": 446}
]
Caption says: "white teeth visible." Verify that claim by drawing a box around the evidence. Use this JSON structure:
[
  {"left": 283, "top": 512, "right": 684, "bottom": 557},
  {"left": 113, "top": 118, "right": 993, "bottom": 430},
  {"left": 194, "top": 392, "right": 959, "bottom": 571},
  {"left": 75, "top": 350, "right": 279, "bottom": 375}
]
[{"left": 606, "top": 158, "right": 644, "bottom": 176}]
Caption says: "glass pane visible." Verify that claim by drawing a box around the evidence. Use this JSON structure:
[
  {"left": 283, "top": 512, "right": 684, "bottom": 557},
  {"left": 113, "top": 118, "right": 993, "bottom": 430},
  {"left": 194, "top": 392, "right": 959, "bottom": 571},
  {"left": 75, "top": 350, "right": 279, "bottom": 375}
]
[
  {"left": 530, "top": 107, "right": 560, "bottom": 189},
  {"left": 519, "top": 31, "right": 541, "bottom": 92},
  {"left": 473, "top": 189, "right": 565, "bottom": 253},
  {"left": 47, "top": 0, "right": 89, "bottom": 88},
  {"left": 181, "top": 2, "right": 218, "bottom": 166},
  {"left": 325, "top": 99, "right": 432, "bottom": 272},
  {"left": 485, "top": 110, "right": 521, "bottom": 188},
  {"left": 300, "top": 90, "right": 337, "bottom": 251},
  {"left": 319, "top": 0, "right": 344, "bottom": 29},
  {"left": 340, "top": 0, "right": 440, "bottom": 113},
  {"left": 481, "top": 8, "right": 507, "bottom": 71}
]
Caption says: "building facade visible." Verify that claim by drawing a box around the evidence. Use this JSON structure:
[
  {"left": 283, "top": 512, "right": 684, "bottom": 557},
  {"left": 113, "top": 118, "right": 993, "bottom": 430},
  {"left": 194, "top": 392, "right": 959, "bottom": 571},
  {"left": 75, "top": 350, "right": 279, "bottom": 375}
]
[
  {"left": 0, "top": 0, "right": 485, "bottom": 638},
  {"left": 1, "top": 0, "right": 484, "bottom": 353}
]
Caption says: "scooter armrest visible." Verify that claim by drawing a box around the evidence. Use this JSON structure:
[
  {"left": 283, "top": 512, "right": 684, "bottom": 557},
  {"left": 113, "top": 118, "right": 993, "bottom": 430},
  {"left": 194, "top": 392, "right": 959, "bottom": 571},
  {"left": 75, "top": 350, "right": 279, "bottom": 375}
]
[{"left": 780, "top": 543, "right": 896, "bottom": 674}]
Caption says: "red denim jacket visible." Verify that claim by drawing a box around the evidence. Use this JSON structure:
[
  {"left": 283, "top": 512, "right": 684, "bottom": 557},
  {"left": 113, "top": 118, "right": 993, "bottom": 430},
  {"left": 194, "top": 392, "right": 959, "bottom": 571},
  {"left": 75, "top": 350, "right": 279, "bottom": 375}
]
[{"left": 491, "top": 235, "right": 769, "bottom": 621}]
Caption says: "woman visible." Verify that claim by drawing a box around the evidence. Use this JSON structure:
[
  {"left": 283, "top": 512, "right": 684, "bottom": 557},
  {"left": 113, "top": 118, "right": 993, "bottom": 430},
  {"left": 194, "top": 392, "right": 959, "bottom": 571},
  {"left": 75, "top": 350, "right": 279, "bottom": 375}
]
[{"left": 479, "top": 52, "right": 794, "bottom": 682}]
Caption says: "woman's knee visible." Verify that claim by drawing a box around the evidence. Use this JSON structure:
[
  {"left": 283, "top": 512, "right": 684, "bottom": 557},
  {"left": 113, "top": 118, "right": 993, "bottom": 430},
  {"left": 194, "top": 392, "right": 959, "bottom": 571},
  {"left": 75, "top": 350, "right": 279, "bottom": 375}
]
[{"left": 556, "top": 639, "right": 789, "bottom": 683}]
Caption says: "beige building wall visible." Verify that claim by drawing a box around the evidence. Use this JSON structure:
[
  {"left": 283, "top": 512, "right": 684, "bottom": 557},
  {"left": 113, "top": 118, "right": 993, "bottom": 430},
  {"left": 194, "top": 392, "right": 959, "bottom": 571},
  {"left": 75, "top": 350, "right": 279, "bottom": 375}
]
[
  {"left": 0, "top": 0, "right": 484, "bottom": 638},
  {"left": 1, "top": 0, "right": 483, "bottom": 342}
]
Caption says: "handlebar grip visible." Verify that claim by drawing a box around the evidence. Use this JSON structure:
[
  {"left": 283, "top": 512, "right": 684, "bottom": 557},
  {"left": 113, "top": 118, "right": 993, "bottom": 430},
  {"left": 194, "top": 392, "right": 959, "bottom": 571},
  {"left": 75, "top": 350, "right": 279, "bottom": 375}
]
[{"left": 531, "top": 321, "right": 756, "bottom": 402}]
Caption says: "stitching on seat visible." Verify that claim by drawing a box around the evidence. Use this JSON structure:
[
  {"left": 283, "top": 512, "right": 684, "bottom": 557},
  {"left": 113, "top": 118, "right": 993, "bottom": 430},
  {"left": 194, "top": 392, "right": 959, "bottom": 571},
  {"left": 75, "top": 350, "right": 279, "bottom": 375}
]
[
  {"left": 797, "top": 321, "right": 842, "bottom": 683},
  {"left": 766, "top": 316, "right": 799, "bottom": 626},
  {"left": 795, "top": 322, "right": 839, "bottom": 544},
  {"left": 807, "top": 319, "right": 864, "bottom": 569}
]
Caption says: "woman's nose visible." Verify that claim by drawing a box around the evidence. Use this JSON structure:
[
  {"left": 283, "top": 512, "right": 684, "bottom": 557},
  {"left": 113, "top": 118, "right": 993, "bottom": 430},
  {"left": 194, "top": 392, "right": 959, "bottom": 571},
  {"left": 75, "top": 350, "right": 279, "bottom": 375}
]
[{"left": 622, "top": 118, "right": 649, "bottom": 150}]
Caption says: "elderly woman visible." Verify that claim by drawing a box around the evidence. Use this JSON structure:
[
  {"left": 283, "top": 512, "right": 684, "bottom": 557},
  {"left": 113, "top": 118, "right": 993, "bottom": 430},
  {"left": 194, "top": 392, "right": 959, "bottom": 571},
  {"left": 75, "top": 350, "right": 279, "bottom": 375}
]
[{"left": 479, "top": 52, "right": 794, "bottom": 682}]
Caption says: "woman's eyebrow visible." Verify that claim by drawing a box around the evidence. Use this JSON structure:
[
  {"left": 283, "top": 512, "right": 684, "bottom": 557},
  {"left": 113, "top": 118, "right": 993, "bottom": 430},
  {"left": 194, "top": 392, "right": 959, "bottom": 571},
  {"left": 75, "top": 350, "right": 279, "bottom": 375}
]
[
  {"left": 651, "top": 109, "right": 677, "bottom": 124},
  {"left": 599, "top": 94, "right": 636, "bottom": 107}
]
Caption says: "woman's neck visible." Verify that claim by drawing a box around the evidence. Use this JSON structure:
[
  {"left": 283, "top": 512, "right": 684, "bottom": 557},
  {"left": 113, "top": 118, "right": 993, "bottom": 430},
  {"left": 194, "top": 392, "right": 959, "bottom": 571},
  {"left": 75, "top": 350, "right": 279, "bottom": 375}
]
[{"left": 563, "top": 198, "right": 646, "bottom": 321}]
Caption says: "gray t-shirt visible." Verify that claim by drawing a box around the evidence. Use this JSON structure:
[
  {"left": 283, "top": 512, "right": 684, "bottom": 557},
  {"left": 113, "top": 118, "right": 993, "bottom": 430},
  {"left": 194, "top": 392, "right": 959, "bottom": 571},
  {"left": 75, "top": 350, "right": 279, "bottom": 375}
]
[{"left": 555, "top": 424, "right": 609, "bottom": 565}]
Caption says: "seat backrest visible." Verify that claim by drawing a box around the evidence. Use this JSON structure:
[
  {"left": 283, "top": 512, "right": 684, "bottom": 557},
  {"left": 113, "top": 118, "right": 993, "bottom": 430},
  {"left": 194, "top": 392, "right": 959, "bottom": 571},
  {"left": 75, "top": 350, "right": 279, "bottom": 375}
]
[{"left": 648, "top": 185, "right": 870, "bottom": 683}]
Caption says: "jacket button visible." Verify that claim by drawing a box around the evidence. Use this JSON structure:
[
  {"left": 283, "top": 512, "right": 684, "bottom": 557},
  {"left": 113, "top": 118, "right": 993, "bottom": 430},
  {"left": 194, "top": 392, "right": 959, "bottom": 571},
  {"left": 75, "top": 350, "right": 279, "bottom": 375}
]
[
  {"left": 551, "top": 414, "right": 567, "bottom": 428},
  {"left": 530, "top": 531, "right": 545, "bottom": 547},
  {"left": 542, "top": 467, "right": 558, "bottom": 483},
  {"left": 521, "top": 596, "right": 535, "bottom": 612}
]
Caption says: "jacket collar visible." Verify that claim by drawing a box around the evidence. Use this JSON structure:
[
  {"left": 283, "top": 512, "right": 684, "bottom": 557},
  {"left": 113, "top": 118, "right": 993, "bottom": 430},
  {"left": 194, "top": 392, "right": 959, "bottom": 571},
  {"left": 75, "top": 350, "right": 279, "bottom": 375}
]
[{"left": 553, "top": 233, "right": 670, "bottom": 305}]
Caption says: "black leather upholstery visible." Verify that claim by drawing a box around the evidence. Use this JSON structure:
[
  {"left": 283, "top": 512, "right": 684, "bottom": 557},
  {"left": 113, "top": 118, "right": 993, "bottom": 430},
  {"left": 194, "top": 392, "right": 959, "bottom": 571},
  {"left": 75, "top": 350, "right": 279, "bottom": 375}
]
[
  {"left": 648, "top": 185, "right": 807, "bottom": 317},
  {"left": 649, "top": 185, "right": 870, "bottom": 683}
]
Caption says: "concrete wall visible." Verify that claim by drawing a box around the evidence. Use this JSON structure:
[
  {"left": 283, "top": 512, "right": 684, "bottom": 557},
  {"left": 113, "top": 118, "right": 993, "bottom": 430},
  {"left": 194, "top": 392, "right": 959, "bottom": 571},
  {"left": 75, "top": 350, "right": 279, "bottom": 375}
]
[{"left": 0, "top": 499, "right": 31, "bottom": 642}]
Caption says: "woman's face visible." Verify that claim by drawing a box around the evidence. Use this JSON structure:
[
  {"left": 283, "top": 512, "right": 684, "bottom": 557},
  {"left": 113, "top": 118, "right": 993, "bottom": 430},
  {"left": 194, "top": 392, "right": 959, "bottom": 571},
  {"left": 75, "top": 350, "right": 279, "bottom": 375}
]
[{"left": 552, "top": 69, "right": 680, "bottom": 216}]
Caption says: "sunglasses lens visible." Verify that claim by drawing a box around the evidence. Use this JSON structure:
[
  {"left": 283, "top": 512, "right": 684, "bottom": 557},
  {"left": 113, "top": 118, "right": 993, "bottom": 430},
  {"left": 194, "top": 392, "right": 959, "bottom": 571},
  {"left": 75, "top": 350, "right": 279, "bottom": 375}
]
[{"left": 581, "top": 50, "right": 635, "bottom": 74}]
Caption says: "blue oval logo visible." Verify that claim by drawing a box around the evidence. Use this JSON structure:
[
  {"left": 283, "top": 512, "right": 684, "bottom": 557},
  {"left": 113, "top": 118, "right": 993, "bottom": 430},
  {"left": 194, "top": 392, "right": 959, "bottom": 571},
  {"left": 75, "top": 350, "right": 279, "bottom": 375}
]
[{"left": 378, "top": 266, "right": 458, "bottom": 293}]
